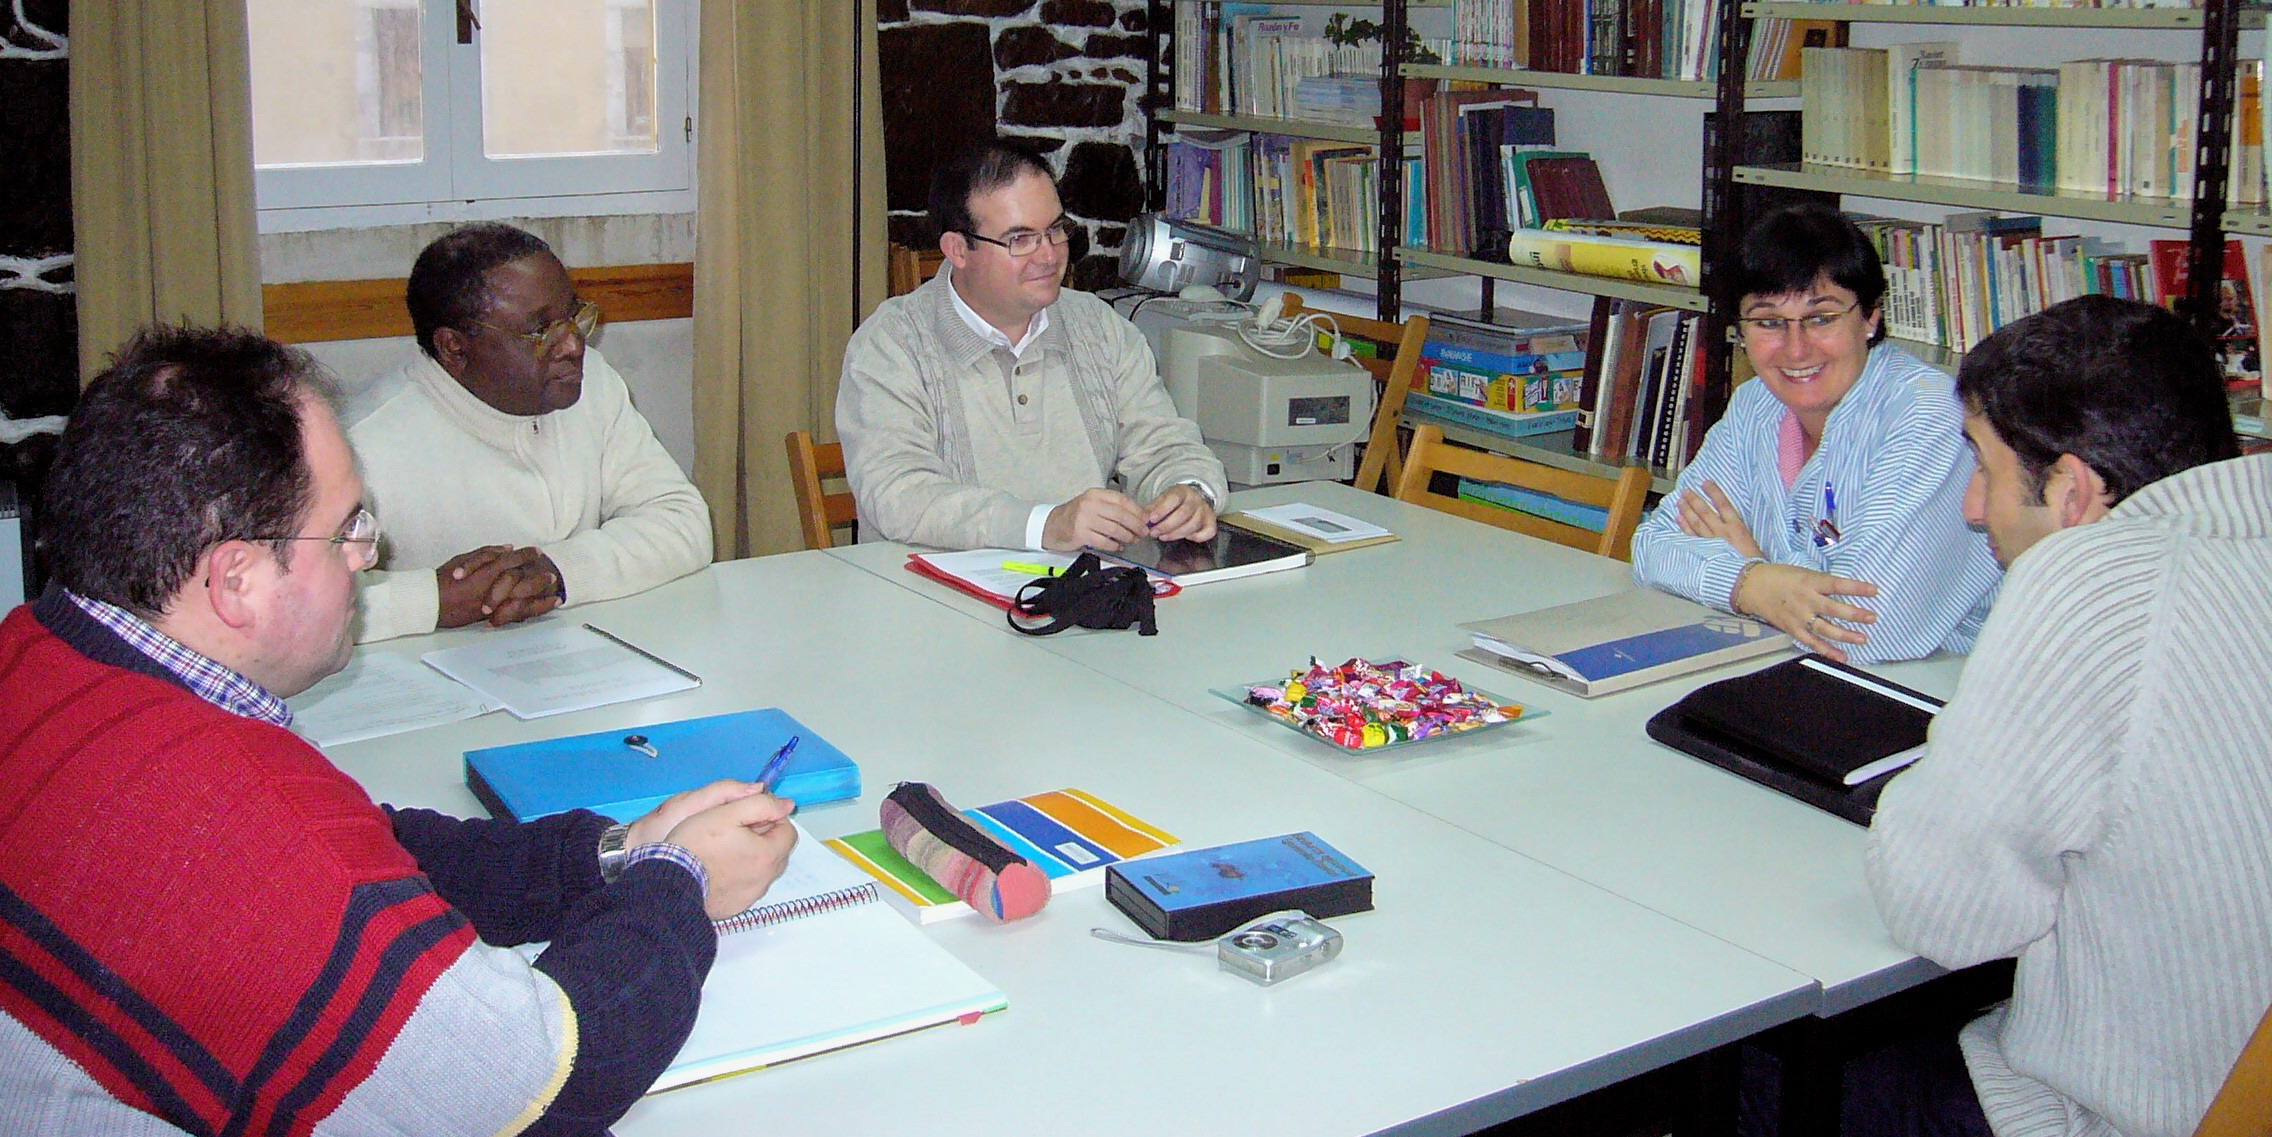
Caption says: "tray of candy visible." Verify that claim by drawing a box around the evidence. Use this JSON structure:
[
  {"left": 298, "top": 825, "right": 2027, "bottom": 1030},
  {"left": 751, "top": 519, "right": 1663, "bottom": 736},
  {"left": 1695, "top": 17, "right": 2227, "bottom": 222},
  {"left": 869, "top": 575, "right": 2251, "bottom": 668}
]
[{"left": 1210, "top": 654, "right": 1540, "bottom": 753}]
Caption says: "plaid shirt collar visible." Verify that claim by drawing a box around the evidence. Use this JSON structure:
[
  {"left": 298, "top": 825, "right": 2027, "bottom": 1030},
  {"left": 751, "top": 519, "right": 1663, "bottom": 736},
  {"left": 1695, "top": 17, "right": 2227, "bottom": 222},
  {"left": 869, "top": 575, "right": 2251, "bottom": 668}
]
[{"left": 67, "top": 591, "right": 295, "bottom": 728}]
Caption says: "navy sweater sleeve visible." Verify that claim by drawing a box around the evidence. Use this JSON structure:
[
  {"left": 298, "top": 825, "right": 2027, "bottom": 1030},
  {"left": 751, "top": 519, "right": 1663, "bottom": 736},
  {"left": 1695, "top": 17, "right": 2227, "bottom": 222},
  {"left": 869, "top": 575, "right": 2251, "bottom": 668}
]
[
  {"left": 386, "top": 806, "right": 612, "bottom": 945},
  {"left": 387, "top": 806, "right": 716, "bottom": 1132}
]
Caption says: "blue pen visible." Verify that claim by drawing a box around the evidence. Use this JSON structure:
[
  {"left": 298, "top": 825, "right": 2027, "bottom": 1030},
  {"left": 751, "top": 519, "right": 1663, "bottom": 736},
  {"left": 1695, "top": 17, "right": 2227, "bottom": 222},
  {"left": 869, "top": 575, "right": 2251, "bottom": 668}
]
[
  {"left": 753, "top": 735, "right": 800, "bottom": 792},
  {"left": 1814, "top": 482, "right": 1843, "bottom": 548}
]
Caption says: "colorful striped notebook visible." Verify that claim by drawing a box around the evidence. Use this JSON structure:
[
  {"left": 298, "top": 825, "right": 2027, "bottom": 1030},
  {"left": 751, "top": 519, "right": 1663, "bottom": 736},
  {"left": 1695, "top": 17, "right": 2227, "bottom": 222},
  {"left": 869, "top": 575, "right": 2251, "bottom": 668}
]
[{"left": 825, "top": 788, "right": 1178, "bottom": 924}]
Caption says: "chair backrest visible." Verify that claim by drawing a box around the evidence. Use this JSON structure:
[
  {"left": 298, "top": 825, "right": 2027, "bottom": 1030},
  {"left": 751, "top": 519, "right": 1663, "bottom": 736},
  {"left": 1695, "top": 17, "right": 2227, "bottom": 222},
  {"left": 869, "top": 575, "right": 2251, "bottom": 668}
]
[
  {"left": 1278, "top": 294, "right": 1429, "bottom": 495},
  {"left": 888, "top": 243, "right": 945, "bottom": 297},
  {"left": 784, "top": 430, "right": 858, "bottom": 550},
  {"left": 1392, "top": 424, "right": 1652, "bottom": 560},
  {"left": 2195, "top": 998, "right": 2272, "bottom": 1137}
]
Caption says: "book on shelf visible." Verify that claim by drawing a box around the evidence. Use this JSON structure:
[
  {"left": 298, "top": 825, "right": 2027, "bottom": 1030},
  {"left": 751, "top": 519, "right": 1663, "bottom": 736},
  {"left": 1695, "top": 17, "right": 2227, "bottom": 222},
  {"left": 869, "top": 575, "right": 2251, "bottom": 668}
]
[
  {"left": 1418, "top": 318, "right": 1590, "bottom": 415},
  {"left": 1457, "top": 476, "right": 1612, "bottom": 533},
  {"left": 1404, "top": 390, "right": 1584, "bottom": 441},
  {"left": 1418, "top": 88, "right": 1544, "bottom": 258},
  {"left": 1750, "top": 18, "right": 1846, "bottom": 83},
  {"left": 629, "top": 822, "right": 1009, "bottom": 1089},
  {"left": 1798, "top": 47, "right": 2264, "bottom": 208},
  {"left": 825, "top": 788, "right": 1180, "bottom": 924},
  {"left": 1503, "top": 226, "right": 1701, "bottom": 288},
  {"left": 1444, "top": 0, "right": 1720, "bottom": 79},
  {"left": 1515, "top": 153, "right": 1615, "bottom": 232},
  {"left": 2150, "top": 238, "right": 2261, "bottom": 388}
]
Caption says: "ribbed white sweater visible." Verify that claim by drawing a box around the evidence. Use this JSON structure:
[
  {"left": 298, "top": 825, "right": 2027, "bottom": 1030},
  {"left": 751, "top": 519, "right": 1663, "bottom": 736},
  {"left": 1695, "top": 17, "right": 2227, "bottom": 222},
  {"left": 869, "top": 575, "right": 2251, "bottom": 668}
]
[
  {"left": 346, "top": 348, "right": 712, "bottom": 642},
  {"left": 1867, "top": 453, "right": 2272, "bottom": 1137}
]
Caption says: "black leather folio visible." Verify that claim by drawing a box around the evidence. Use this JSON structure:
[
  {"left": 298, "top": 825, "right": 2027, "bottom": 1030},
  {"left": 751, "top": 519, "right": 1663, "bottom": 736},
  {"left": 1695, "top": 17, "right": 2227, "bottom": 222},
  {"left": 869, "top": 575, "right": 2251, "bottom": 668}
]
[{"left": 1645, "top": 654, "right": 1943, "bottom": 825}]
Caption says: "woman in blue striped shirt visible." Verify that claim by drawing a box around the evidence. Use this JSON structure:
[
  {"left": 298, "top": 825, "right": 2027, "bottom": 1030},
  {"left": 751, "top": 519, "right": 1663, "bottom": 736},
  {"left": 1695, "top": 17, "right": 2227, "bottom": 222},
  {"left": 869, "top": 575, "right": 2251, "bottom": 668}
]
[{"left": 1630, "top": 204, "right": 2001, "bottom": 663}]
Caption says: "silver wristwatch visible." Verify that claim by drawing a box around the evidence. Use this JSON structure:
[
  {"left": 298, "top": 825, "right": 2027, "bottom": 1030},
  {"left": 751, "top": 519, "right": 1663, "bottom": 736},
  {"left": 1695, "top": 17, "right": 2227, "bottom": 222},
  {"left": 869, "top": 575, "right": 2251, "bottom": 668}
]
[{"left": 596, "top": 822, "right": 633, "bottom": 883}]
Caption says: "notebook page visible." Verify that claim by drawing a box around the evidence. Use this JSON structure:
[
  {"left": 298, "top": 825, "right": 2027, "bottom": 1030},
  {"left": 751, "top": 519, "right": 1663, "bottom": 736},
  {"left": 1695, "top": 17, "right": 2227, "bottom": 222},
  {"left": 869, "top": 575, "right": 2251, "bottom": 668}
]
[{"left": 657, "top": 897, "right": 1007, "bottom": 1090}]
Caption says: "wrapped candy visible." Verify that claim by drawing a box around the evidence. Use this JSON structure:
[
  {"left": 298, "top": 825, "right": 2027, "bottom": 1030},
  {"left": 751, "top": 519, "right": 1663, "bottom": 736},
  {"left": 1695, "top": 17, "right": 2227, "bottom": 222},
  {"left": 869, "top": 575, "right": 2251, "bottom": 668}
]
[{"left": 1242, "top": 655, "right": 1521, "bottom": 750}]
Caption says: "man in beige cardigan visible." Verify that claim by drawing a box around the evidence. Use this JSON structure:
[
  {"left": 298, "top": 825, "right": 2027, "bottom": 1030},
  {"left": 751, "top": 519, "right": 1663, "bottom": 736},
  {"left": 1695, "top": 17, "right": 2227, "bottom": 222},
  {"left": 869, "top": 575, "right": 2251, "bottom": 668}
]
[
  {"left": 347, "top": 224, "right": 711, "bottom": 642},
  {"left": 837, "top": 142, "right": 1228, "bottom": 552}
]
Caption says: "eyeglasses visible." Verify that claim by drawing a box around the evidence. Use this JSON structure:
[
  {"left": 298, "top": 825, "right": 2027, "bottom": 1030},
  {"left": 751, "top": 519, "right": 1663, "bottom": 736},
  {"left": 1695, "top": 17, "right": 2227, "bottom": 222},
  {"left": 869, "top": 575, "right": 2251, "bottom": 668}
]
[
  {"left": 259, "top": 507, "right": 381, "bottom": 570},
  {"left": 959, "top": 218, "right": 1076, "bottom": 258},
  {"left": 474, "top": 299, "right": 602, "bottom": 357},
  {"left": 1736, "top": 301, "right": 1860, "bottom": 341}
]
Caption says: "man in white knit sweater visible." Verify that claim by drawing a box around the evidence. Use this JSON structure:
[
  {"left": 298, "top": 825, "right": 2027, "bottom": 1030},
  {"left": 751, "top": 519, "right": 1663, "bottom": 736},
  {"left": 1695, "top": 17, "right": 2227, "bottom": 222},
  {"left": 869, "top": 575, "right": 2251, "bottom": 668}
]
[
  {"left": 347, "top": 224, "right": 711, "bottom": 641},
  {"left": 1865, "top": 295, "right": 2270, "bottom": 1137},
  {"left": 838, "top": 142, "right": 1227, "bottom": 552}
]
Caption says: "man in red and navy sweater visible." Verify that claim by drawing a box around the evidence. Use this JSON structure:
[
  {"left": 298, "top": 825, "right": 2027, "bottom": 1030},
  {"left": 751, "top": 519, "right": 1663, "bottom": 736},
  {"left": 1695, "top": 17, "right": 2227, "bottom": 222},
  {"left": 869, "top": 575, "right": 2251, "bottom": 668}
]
[{"left": 0, "top": 326, "right": 797, "bottom": 1136}]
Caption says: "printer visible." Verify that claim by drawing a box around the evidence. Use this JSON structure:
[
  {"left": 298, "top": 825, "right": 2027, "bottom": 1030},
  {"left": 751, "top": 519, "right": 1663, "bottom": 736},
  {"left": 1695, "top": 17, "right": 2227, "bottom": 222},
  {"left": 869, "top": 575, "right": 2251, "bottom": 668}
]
[{"left": 1131, "top": 300, "right": 1375, "bottom": 486}]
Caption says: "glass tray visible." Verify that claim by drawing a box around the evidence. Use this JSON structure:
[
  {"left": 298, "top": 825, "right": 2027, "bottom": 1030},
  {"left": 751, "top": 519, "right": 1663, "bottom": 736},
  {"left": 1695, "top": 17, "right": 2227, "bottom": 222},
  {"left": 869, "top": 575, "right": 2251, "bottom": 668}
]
[{"left": 1209, "top": 654, "right": 1546, "bottom": 755}]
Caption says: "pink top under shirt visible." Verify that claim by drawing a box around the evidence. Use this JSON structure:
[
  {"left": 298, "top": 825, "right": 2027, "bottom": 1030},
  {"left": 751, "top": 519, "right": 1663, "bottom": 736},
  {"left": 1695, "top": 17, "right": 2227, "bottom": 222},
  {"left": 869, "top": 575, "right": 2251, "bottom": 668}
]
[{"left": 1777, "top": 409, "right": 1809, "bottom": 488}]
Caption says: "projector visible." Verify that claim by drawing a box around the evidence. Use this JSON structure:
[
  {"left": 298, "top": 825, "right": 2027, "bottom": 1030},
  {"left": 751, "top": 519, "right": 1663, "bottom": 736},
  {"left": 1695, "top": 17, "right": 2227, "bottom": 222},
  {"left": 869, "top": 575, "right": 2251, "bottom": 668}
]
[{"left": 1119, "top": 214, "right": 1261, "bottom": 301}]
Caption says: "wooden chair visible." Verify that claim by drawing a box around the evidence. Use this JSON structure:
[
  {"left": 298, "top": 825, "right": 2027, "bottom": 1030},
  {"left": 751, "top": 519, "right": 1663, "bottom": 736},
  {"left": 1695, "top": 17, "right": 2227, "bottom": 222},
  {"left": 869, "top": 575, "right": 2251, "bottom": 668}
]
[
  {"left": 1393, "top": 424, "right": 1652, "bottom": 560},
  {"left": 2195, "top": 999, "right": 2272, "bottom": 1137},
  {"left": 784, "top": 430, "right": 857, "bottom": 550},
  {"left": 887, "top": 242, "right": 945, "bottom": 297},
  {"left": 1277, "top": 294, "right": 1429, "bottom": 495}
]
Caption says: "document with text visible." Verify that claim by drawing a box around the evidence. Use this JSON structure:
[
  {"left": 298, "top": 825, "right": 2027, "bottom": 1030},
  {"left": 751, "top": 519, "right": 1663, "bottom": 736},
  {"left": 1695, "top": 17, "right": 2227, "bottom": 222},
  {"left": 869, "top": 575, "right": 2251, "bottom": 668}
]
[{"left": 421, "top": 621, "right": 700, "bottom": 719}]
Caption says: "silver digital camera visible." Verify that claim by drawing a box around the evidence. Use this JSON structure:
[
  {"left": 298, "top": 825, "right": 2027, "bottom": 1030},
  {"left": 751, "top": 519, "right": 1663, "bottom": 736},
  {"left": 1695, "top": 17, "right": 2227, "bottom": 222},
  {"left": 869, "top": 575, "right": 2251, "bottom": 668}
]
[{"left": 1218, "top": 912, "right": 1343, "bottom": 986}]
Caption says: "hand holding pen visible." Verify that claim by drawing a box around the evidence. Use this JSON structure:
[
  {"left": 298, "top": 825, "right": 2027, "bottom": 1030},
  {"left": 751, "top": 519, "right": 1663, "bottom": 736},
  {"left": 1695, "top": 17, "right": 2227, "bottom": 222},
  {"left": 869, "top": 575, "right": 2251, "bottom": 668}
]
[{"left": 622, "top": 735, "right": 801, "bottom": 850}]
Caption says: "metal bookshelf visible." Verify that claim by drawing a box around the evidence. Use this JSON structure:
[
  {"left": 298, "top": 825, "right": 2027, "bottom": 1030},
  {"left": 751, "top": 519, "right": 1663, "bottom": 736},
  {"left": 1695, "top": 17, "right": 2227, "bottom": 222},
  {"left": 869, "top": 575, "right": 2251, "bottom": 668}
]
[
  {"left": 1156, "top": 108, "right": 1392, "bottom": 146},
  {"left": 1403, "top": 62, "right": 1797, "bottom": 99},
  {"left": 1722, "top": 0, "right": 2250, "bottom": 343},
  {"left": 1259, "top": 239, "right": 1457, "bottom": 280},
  {"left": 1743, "top": 1, "right": 2263, "bottom": 30},
  {"left": 1731, "top": 164, "right": 2199, "bottom": 227},
  {"left": 1400, "top": 247, "right": 1712, "bottom": 311}
]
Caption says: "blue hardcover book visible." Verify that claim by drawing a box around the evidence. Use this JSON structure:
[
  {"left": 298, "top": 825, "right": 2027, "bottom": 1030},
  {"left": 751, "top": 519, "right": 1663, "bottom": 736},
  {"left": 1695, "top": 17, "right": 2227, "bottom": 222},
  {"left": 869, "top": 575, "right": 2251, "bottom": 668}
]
[
  {"left": 464, "top": 708, "right": 859, "bottom": 822},
  {"left": 1456, "top": 477, "right": 1611, "bottom": 532},
  {"left": 1460, "top": 588, "right": 1793, "bottom": 698},
  {"left": 1104, "top": 831, "right": 1374, "bottom": 941}
]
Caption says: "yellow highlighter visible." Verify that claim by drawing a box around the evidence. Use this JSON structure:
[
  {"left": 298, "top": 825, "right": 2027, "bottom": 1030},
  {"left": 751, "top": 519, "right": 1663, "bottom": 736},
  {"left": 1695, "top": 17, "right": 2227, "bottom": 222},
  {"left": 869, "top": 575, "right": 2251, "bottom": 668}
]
[{"left": 1000, "top": 561, "right": 1063, "bottom": 576}]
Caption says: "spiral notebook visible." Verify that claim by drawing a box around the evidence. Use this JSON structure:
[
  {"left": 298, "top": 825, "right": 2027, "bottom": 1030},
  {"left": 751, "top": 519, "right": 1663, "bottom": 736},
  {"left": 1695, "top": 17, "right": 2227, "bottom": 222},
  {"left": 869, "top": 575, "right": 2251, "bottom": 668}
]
[{"left": 654, "top": 821, "right": 1008, "bottom": 1090}]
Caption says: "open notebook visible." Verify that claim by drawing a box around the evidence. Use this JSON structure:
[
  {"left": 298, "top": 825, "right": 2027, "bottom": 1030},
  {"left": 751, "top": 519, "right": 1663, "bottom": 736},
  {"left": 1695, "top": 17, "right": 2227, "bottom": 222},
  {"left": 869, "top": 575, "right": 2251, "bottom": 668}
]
[{"left": 647, "top": 821, "right": 1009, "bottom": 1090}]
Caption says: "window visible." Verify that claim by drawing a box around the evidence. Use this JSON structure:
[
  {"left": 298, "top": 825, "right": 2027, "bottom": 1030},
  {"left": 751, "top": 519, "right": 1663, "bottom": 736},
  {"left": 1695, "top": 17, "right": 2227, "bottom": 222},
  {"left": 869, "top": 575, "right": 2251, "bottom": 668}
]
[{"left": 247, "top": 0, "right": 694, "bottom": 229}]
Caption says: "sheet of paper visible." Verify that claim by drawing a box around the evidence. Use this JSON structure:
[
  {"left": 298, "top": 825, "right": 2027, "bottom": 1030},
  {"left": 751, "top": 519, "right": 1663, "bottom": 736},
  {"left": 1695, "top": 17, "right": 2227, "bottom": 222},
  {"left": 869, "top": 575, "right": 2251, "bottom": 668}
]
[
  {"left": 421, "top": 622, "right": 700, "bottom": 720},
  {"left": 288, "top": 651, "right": 500, "bottom": 747},
  {"left": 1237, "top": 502, "right": 1394, "bottom": 543},
  {"left": 913, "top": 547, "right": 1082, "bottom": 599}
]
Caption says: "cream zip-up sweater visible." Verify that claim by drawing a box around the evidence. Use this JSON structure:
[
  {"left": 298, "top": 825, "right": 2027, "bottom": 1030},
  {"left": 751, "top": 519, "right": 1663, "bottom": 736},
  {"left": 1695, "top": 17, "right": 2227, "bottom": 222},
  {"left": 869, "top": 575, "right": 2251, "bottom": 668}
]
[
  {"left": 1867, "top": 453, "right": 2272, "bottom": 1137},
  {"left": 346, "top": 348, "right": 711, "bottom": 642}
]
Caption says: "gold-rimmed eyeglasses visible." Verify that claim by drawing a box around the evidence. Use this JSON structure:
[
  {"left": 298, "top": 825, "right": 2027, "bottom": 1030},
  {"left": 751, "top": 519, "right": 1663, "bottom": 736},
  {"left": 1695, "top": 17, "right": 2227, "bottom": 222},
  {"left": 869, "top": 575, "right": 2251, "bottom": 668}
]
[
  {"left": 1735, "top": 301, "right": 1860, "bottom": 341},
  {"left": 475, "top": 299, "right": 603, "bottom": 357},
  {"left": 259, "top": 507, "right": 381, "bottom": 569},
  {"left": 959, "top": 218, "right": 1076, "bottom": 258}
]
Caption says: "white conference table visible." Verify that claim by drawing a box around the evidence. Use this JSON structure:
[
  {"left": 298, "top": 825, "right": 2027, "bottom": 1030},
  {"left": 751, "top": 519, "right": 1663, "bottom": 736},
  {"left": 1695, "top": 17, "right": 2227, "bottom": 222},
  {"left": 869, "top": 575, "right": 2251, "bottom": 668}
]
[
  {"left": 325, "top": 550, "right": 1816, "bottom": 1136},
  {"left": 829, "top": 481, "right": 1966, "bottom": 1016}
]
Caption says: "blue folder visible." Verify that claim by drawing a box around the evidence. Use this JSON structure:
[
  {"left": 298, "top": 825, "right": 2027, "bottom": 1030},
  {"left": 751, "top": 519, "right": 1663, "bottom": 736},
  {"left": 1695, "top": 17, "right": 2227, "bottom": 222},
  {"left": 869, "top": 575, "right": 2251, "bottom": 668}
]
[{"left": 464, "top": 708, "right": 859, "bottom": 823}]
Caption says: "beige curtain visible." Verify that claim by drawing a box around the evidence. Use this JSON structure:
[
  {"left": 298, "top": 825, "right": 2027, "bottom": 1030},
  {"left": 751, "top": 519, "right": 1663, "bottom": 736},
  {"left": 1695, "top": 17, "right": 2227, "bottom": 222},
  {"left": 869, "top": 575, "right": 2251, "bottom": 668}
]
[
  {"left": 693, "top": 0, "right": 887, "bottom": 559},
  {"left": 69, "top": 0, "right": 264, "bottom": 382}
]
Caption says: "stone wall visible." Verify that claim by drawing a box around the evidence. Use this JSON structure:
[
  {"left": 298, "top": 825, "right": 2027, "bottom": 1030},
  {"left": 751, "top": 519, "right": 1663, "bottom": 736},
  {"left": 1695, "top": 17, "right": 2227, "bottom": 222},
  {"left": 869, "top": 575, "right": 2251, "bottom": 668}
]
[
  {"left": 878, "top": 0, "right": 1153, "bottom": 291},
  {"left": 0, "top": 0, "right": 73, "bottom": 494}
]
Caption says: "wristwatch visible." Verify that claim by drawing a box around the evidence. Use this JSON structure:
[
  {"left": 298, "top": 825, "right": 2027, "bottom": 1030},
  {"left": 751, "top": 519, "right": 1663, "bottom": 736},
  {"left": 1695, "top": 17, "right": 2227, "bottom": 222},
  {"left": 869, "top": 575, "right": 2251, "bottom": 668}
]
[{"left": 596, "top": 822, "right": 633, "bottom": 883}]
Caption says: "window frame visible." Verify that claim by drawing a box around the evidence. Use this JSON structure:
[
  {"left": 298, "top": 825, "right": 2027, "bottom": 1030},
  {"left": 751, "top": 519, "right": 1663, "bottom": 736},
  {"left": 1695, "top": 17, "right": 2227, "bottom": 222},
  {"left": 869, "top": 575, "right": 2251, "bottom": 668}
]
[{"left": 251, "top": 0, "right": 697, "bottom": 233}]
